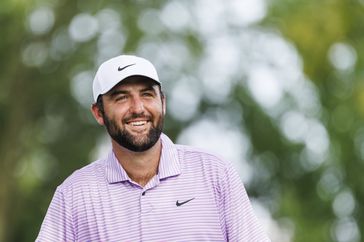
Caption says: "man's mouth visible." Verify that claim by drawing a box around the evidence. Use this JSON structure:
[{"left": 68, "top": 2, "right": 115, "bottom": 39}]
[
  {"left": 125, "top": 118, "right": 151, "bottom": 131},
  {"left": 129, "top": 120, "right": 148, "bottom": 126}
]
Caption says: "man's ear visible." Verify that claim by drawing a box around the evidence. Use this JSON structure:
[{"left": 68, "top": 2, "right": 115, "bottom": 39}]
[
  {"left": 91, "top": 104, "right": 105, "bottom": 126},
  {"left": 162, "top": 95, "right": 166, "bottom": 115}
]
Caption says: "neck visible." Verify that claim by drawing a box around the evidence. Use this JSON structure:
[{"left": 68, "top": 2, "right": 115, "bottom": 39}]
[{"left": 112, "top": 139, "right": 162, "bottom": 187}]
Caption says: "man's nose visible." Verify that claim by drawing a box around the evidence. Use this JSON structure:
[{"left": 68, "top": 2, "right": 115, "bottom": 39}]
[{"left": 129, "top": 96, "right": 144, "bottom": 114}]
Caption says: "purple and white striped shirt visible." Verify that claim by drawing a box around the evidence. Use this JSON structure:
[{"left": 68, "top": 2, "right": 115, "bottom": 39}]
[{"left": 37, "top": 134, "right": 270, "bottom": 241}]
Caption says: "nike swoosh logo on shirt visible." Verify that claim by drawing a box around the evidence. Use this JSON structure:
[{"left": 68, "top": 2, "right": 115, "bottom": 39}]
[{"left": 176, "top": 198, "right": 195, "bottom": 207}]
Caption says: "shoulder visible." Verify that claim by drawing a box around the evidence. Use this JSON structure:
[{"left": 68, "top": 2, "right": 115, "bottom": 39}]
[
  {"left": 57, "top": 158, "right": 106, "bottom": 194},
  {"left": 176, "top": 144, "right": 230, "bottom": 167},
  {"left": 174, "top": 144, "right": 244, "bottom": 202},
  {"left": 174, "top": 144, "right": 235, "bottom": 182}
]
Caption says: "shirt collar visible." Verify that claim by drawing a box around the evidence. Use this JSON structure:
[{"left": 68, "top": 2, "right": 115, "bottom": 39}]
[
  {"left": 105, "top": 133, "right": 181, "bottom": 184},
  {"left": 158, "top": 133, "right": 181, "bottom": 179},
  {"left": 105, "top": 151, "right": 130, "bottom": 184}
]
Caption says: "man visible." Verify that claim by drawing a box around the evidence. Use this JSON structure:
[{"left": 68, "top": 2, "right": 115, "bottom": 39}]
[{"left": 37, "top": 55, "right": 270, "bottom": 241}]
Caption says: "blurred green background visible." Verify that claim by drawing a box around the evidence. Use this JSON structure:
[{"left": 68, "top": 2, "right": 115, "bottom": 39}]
[{"left": 1, "top": 0, "right": 363, "bottom": 241}]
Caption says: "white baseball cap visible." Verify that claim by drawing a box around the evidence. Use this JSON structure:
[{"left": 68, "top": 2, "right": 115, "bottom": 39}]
[{"left": 92, "top": 55, "right": 160, "bottom": 102}]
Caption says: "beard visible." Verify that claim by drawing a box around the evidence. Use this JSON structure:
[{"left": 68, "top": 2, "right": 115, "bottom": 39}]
[{"left": 102, "top": 112, "right": 164, "bottom": 152}]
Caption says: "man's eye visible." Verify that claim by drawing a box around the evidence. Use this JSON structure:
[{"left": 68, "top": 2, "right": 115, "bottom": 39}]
[
  {"left": 115, "top": 95, "right": 127, "bottom": 101},
  {"left": 142, "top": 92, "right": 153, "bottom": 97}
]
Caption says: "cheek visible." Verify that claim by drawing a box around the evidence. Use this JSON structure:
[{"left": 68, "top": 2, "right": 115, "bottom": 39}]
[
  {"left": 104, "top": 105, "right": 127, "bottom": 122},
  {"left": 152, "top": 103, "right": 164, "bottom": 116}
]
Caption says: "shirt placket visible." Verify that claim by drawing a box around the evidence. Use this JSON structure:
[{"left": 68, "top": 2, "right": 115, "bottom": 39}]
[{"left": 139, "top": 175, "right": 160, "bottom": 240}]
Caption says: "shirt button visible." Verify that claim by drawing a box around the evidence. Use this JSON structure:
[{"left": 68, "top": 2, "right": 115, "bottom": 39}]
[{"left": 142, "top": 191, "right": 146, "bottom": 196}]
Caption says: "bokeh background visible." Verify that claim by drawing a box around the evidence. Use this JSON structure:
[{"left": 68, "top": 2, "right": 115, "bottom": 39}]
[{"left": 1, "top": 0, "right": 363, "bottom": 241}]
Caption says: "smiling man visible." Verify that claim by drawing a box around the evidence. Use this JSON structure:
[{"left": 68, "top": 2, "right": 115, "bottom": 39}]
[{"left": 36, "top": 55, "right": 270, "bottom": 241}]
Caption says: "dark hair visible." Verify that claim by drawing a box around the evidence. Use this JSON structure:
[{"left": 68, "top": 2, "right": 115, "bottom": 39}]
[
  {"left": 158, "top": 85, "right": 165, "bottom": 99},
  {"left": 96, "top": 95, "right": 104, "bottom": 116}
]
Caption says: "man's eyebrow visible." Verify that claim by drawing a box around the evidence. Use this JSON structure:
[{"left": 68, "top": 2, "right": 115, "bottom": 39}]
[
  {"left": 108, "top": 89, "right": 129, "bottom": 97},
  {"left": 107, "top": 85, "right": 157, "bottom": 97},
  {"left": 140, "top": 85, "right": 157, "bottom": 93}
]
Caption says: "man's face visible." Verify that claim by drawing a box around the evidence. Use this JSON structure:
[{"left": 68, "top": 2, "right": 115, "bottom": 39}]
[{"left": 96, "top": 76, "right": 165, "bottom": 152}]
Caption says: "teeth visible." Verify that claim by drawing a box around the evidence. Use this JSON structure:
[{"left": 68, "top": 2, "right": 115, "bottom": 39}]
[{"left": 130, "top": 121, "right": 147, "bottom": 126}]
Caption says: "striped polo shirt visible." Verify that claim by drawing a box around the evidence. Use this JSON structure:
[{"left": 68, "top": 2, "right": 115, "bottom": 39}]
[{"left": 36, "top": 134, "right": 270, "bottom": 241}]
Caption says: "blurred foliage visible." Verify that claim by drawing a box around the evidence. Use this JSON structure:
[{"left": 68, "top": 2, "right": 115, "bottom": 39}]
[
  {"left": 0, "top": 0, "right": 363, "bottom": 241},
  {"left": 265, "top": 1, "right": 364, "bottom": 241}
]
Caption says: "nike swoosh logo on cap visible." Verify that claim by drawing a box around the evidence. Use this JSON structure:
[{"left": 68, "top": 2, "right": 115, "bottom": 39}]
[{"left": 118, "top": 63, "right": 136, "bottom": 71}]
